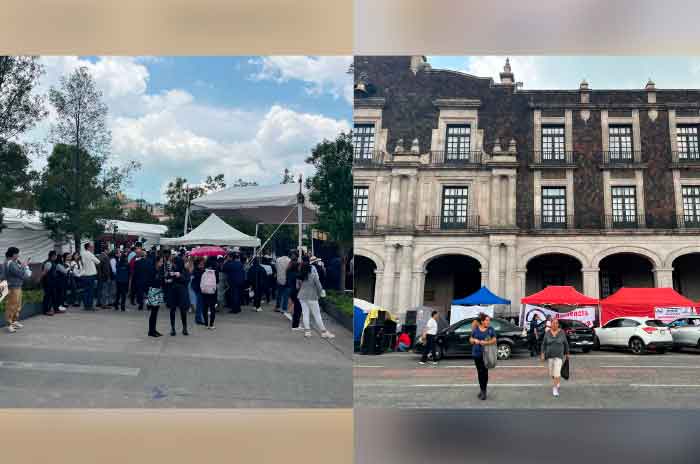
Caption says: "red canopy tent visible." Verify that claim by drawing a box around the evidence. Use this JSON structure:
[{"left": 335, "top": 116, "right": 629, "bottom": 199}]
[
  {"left": 522, "top": 286, "right": 599, "bottom": 306},
  {"left": 600, "top": 287, "right": 698, "bottom": 325}
]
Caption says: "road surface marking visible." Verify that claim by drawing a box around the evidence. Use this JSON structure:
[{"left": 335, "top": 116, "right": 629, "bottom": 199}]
[
  {"left": 601, "top": 365, "right": 700, "bottom": 369},
  {"left": 631, "top": 384, "right": 700, "bottom": 388},
  {"left": 355, "top": 365, "right": 385, "bottom": 368},
  {"left": 0, "top": 361, "right": 140, "bottom": 376}
]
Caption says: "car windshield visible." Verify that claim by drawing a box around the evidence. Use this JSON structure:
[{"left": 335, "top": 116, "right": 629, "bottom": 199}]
[
  {"left": 646, "top": 319, "right": 667, "bottom": 327},
  {"left": 559, "top": 320, "right": 586, "bottom": 329}
]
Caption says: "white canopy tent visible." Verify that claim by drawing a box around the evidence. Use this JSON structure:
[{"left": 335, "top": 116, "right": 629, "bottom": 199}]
[
  {"left": 189, "top": 180, "right": 317, "bottom": 255},
  {"left": 160, "top": 213, "right": 260, "bottom": 247},
  {"left": 101, "top": 219, "right": 168, "bottom": 244}
]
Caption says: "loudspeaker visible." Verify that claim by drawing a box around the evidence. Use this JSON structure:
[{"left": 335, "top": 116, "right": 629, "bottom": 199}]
[
  {"left": 361, "top": 325, "right": 383, "bottom": 355},
  {"left": 377, "top": 310, "right": 387, "bottom": 322},
  {"left": 405, "top": 310, "right": 417, "bottom": 325}
]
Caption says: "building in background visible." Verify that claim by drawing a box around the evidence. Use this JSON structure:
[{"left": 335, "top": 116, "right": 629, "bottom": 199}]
[{"left": 353, "top": 56, "right": 700, "bottom": 317}]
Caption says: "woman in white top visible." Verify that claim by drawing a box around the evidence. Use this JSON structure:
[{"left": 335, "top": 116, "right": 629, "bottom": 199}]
[{"left": 296, "top": 258, "right": 335, "bottom": 339}]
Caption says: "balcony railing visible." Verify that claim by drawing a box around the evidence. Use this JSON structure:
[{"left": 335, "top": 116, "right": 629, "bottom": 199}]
[
  {"left": 600, "top": 151, "right": 642, "bottom": 166},
  {"left": 353, "top": 150, "right": 386, "bottom": 166},
  {"left": 429, "top": 150, "right": 483, "bottom": 166},
  {"left": 353, "top": 216, "right": 377, "bottom": 232},
  {"left": 531, "top": 151, "right": 575, "bottom": 166},
  {"left": 423, "top": 215, "right": 480, "bottom": 232},
  {"left": 672, "top": 151, "right": 700, "bottom": 163},
  {"left": 676, "top": 214, "right": 700, "bottom": 229},
  {"left": 603, "top": 214, "right": 646, "bottom": 229},
  {"left": 533, "top": 215, "right": 574, "bottom": 230}
]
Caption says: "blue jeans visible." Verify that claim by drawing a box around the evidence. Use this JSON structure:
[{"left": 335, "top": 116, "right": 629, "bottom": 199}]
[
  {"left": 82, "top": 275, "right": 97, "bottom": 308},
  {"left": 276, "top": 286, "right": 290, "bottom": 311},
  {"left": 195, "top": 293, "right": 205, "bottom": 324}
]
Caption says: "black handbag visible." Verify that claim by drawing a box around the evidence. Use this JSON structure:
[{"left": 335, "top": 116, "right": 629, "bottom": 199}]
[{"left": 561, "top": 358, "right": 570, "bottom": 380}]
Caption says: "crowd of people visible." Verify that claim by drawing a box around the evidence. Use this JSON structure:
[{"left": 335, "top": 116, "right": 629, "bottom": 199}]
[{"left": 1, "top": 242, "right": 338, "bottom": 340}]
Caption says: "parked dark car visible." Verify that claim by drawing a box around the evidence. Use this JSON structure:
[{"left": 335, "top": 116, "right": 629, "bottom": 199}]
[
  {"left": 414, "top": 317, "right": 528, "bottom": 361},
  {"left": 535, "top": 319, "right": 594, "bottom": 352}
]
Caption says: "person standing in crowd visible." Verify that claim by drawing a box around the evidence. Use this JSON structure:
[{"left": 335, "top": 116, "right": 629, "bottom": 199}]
[
  {"left": 287, "top": 252, "right": 303, "bottom": 330},
  {"left": 260, "top": 255, "right": 274, "bottom": 305},
  {"left": 81, "top": 242, "right": 101, "bottom": 310},
  {"left": 545, "top": 315, "right": 552, "bottom": 333},
  {"left": 113, "top": 253, "right": 130, "bottom": 311},
  {"left": 470, "top": 313, "right": 497, "bottom": 400},
  {"left": 132, "top": 248, "right": 151, "bottom": 311},
  {"left": 3, "top": 247, "right": 32, "bottom": 333},
  {"left": 196, "top": 256, "right": 219, "bottom": 329},
  {"left": 529, "top": 313, "right": 541, "bottom": 357},
  {"left": 275, "top": 252, "right": 291, "bottom": 313},
  {"left": 310, "top": 256, "right": 326, "bottom": 288},
  {"left": 128, "top": 246, "right": 139, "bottom": 306},
  {"left": 96, "top": 248, "right": 111, "bottom": 308},
  {"left": 41, "top": 250, "right": 59, "bottom": 316},
  {"left": 146, "top": 253, "right": 165, "bottom": 337},
  {"left": 248, "top": 256, "right": 267, "bottom": 312},
  {"left": 191, "top": 257, "right": 206, "bottom": 325},
  {"left": 165, "top": 252, "right": 190, "bottom": 336},
  {"left": 223, "top": 251, "right": 245, "bottom": 314},
  {"left": 297, "top": 257, "right": 335, "bottom": 339},
  {"left": 419, "top": 311, "right": 439, "bottom": 365},
  {"left": 541, "top": 318, "right": 570, "bottom": 398},
  {"left": 54, "top": 253, "right": 69, "bottom": 313},
  {"left": 66, "top": 252, "right": 83, "bottom": 307},
  {"left": 108, "top": 250, "right": 118, "bottom": 307},
  {"left": 216, "top": 255, "right": 227, "bottom": 310}
]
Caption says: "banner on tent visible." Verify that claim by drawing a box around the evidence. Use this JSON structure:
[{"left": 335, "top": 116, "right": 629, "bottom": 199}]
[
  {"left": 450, "top": 305, "right": 494, "bottom": 325},
  {"left": 654, "top": 306, "right": 695, "bottom": 323},
  {"left": 519, "top": 304, "right": 597, "bottom": 328}
]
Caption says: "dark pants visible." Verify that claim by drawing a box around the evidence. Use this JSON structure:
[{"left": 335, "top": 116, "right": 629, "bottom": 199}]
[
  {"left": 148, "top": 305, "right": 159, "bottom": 334},
  {"left": 202, "top": 293, "right": 217, "bottom": 326},
  {"left": 421, "top": 334, "right": 437, "bottom": 362},
  {"left": 42, "top": 283, "right": 58, "bottom": 314},
  {"left": 290, "top": 288, "right": 302, "bottom": 328},
  {"left": 134, "top": 285, "right": 146, "bottom": 310},
  {"left": 168, "top": 285, "right": 189, "bottom": 333},
  {"left": 96, "top": 279, "right": 106, "bottom": 306},
  {"left": 115, "top": 282, "right": 128, "bottom": 310},
  {"left": 474, "top": 355, "right": 489, "bottom": 393},
  {"left": 229, "top": 284, "right": 241, "bottom": 313},
  {"left": 253, "top": 288, "right": 262, "bottom": 309},
  {"left": 65, "top": 277, "right": 79, "bottom": 305},
  {"left": 528, "top": 334, "right": 540, "bottom": 356},
  {"left": 82, "top": 275, "right": 97, "bottom": 308}
]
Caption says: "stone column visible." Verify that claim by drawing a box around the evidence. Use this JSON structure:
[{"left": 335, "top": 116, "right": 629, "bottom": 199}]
[
  {"left": 404, "top": 175, "right": 418, "bottom": 228},
  {"left": 582, "top": 267, "right": 600, "bottom": 298},
  {"left": 480, "top": 270, "right": 489, "bottom": 287},
  {"left": 508, "top": 174, "right": 517, "bottom": 226},
  {"left": 381, "top": 243, "right": 397, "bottom": 310},
  {"left": 412, "top": 270, "right": 426, "bottom": 308},
  {"left": 388, "top": 174, "right": 402, "bottom": 227},
  {"left": 488, "top": 244, "right": 500, "bottom": 292},
  {"left": 504, "top": 242, "right": 517, "bottom": 315},
  {"left": 514, "top": 269, "right": 527, "bottom": 320},
  {"left": 373, "top": 271, "right": 384, "bottom": 305},
  {"left": 397, "top": 243, "right": 414, "bottom": 314},
  {"left": 490, "top": 175, "right": 500, "bottom": 227},
  {"left": 654, "top": 268, "right": 674, "bottom": 288}
]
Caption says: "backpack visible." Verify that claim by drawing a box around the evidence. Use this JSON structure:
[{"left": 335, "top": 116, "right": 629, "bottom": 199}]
[{"left": 200, "top": 269, "right": 217, "bottom": 295}]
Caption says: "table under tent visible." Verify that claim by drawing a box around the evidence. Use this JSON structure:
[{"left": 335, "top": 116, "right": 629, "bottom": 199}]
[
  {"left": 451, "top": 286, "right": 511, "bottom": 324},
  {"left": 519, "top": 285, "right": 600, "bottom": 328}
]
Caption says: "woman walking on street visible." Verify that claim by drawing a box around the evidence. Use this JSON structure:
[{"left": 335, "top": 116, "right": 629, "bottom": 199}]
[
  {"left": 541, "top": 318, "right": 570, "bottom": 397},
  {"left": 146, "top": 254, "right": 165, "bottom": 337},
  {"left": 166, "top": 253, "right": 190, "bottom": 336},
  {"left": 197, "top": 256, "right": 219, "bottom": 329},
  {"left": 297, "top": 257, "right": 335, "bottom": 339},
  {"left": 469, "top": 313, "right": 497, "bottom": 400}
]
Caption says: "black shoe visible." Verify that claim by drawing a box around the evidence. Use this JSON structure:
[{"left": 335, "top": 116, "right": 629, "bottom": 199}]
[
  {"left": 228, "top": 310, "right": 236, "bottom": 314},
  {"left": 121, "top": 307, "right": 126, "bottom": 312},
  {"left": 480, "top": 390, "right": 487, "bottom": 400},
  {"left": 170, "top": 329, "right": 176, "bottom": 336},
  {"left": 182, "top": 330, "right": 189, "bottom": 336},
  {"left": 138, "top": 306, "right": 144, "bottom": 311},
  {"left": 154, "top": 331, "right": 163, "bottom": 337},
  {"left": 148, "top": 332, "right": 158, "bottom": 337}
]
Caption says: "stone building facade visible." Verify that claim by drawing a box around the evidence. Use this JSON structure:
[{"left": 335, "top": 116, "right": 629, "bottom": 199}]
[{"left": 353, "top": 56, "right": 700, "bottom": 318}]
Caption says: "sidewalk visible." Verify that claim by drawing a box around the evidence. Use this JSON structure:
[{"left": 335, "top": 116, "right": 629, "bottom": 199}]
[{"left": 0, "top": 300, "right": 352, "bottom": 407}]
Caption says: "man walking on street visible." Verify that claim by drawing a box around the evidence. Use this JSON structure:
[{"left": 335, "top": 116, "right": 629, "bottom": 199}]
[
  {"left": 81, "top": 242, "right": 101, "bottom": 310},
  {"left": 275, "top": 252, "right": 291, "bottom": 313},
  {"left": 419, "top": 311, "right": 440, "bottom": 365}
]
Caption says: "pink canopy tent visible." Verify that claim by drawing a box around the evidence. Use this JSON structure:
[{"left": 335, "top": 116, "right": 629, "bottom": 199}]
[{"left": 189, "top": 246, "right": 227, "bottom": 257}]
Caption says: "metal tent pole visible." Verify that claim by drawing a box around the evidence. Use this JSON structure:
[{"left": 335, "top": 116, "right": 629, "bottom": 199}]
[{"left": 297, "top": 174, "right": 303, "bottom": 256}]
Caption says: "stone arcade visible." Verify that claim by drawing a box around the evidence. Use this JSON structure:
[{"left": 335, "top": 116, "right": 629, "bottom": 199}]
[{"left": 353, "top": 56, "right": 700, "bottom": 318}]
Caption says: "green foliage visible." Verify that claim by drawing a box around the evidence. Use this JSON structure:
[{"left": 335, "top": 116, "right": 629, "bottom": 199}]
[
  {"left": 325, "top": 290, "right": 353, "bottom": 317},
  {"left": 305, "top": 132, "right": 352, "bottom": 247},
  {"left": 0, "top": 289, "right": 43, "bottom": 313},
  {"left": 0, "top": 56, "right": 48, "bottom": 140},
  {"left": 124, "top": 206, "right": 160, "bottom": 224},
  {"left": 0, "top": 140, "right": 38, "bottom": 229}
]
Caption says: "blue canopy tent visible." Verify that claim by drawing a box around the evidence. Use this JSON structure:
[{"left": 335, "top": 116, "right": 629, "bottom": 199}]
[{"left": 452, "top": 286, "right": 511, "bottom": 306}]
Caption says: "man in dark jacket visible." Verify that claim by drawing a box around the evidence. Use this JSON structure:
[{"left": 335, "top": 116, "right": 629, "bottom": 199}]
[
  {"left": 222, "top": 252, "right": 245, "bottom": 313},
  {"left": 96, "top": 250, "right": 111, "bottom": 308},
  {"left": 529, "top": 313, "right": 541, "bottom": 357},
  {"left": 247, "top": 257, "right": 267, "bottom": 312}
]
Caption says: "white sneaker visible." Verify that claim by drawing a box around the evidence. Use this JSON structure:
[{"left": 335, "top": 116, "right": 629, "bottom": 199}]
[
  {"left": 553, "top": 387, "right": 559, "bottom": 397},
  {"left": 57, "top": 307, "right": 67, "bottom": 313},
  {"left": 292, "top": 327, "right": 304, "bottom": 332},
  {"left": 12, "top": 321, "right": 23, "bottom": 329},
  {"left": 209, "top": 325, "right": 215, "bottom": 330},
  {"left": 7, "top": 324, "right": 16, "bottom": 333},
  {"left": 255, "top": 307, "right": 262, "bottom": 312},
  {"left": 304, "top": 331, "right": 312, "bottom": 337},
  {"left": 321, "top": 331, "right": 335, "bottom": 339}
]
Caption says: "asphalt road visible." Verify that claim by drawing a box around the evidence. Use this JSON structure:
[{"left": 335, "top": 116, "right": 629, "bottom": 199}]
[
  {"left": 0, "top": 300, "right": 352, "bottom": 407},
  {"left": 354, "top": 348, "right": 700, "bottom": 408}
]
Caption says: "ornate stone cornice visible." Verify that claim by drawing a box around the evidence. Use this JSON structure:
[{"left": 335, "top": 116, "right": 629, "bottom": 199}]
[{"left": 354, "top": 97, "right": 386, "bottom": 108}]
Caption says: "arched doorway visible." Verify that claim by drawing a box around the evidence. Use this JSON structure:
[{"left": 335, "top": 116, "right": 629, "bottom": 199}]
[
  {"left": 353, "top": 255, "right": 377, "bottom": 303},
  {"left": 526, "top": 253, "right": 583, "bottom": 295},
  {"left": 423, "top": 255, "right": 482, "bottom": 313},
  {"left": 673, "top": 253, "right": 700, "bottom": 301},
  {"left": 599, "top": 253, "right": 654, "bottom": 298}
]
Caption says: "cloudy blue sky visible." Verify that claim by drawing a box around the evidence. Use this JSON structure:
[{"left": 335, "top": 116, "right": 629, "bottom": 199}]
[
  {"left": 22, "top": 56, "right": 352, "bottom": 203},
  {"left": 429, "top": 56, "right": 700, "bottom": 89}
]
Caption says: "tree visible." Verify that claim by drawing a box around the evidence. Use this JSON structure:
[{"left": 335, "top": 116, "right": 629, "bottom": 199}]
[
  {"left": 124, "top": 206, "right": 160, "bottom": 224},
  {"left": 203, "top": 174, "right": 226, "bottom": 193},
  {"left": 305, "top": 132, "right": 352, "bottom": 289},
  {"left": 281, "top": 168, "right": 295, "bottom": 184},
  {"left": 36, "top": 144, "right": 132, "bottom": 246},
  {"left": 0, "top": 140, "right": 38, "bottom": 229},
  {"left": 0, "top": 56, "right": 48, "bottom": 141},
  {"left": 164, "top": 177, "right": 204, "bottom": 237},
  {"left": 47, "top": 67, "right": 113, "bottom": 250}
]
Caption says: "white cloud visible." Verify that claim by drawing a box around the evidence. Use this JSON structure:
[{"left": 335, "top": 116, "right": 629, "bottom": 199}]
[{"left": 251, "top": 56, "right": 353, "bottom": 104}]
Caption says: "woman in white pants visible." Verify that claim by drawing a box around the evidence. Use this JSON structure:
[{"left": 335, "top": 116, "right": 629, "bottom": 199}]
[{"left": 297, "top": 258, "right": 335, "bottom": 339}]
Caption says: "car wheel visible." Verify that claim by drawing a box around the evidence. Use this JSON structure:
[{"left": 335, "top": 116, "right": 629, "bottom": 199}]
[
  {"left": 657, "top": 348, "right": 667, "bottom": 354},
  {"left": 497, "top": 343, "right": 512, "bottom": 361},
  {"left": 629, "top": 337, "right": 646, "bottom": 355},
  {"left": 593, "top": 336, "right": 601, "bottom": 351},
  {"left": 582, "top": 347, "right": 591, "bottom": 353}
]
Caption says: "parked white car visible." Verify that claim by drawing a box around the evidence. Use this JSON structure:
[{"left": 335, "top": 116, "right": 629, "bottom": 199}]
[
  {"left": 668, "top": 316, "right": 700, "bottom": 351},
  {"left": 594, "top": 317, "right": 673, "bottom": 354}
]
